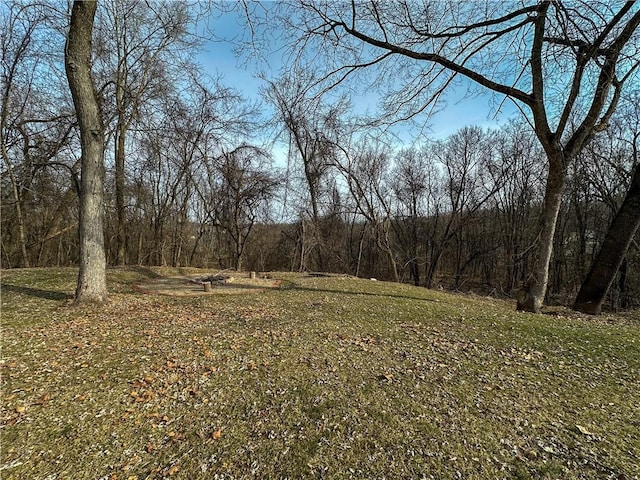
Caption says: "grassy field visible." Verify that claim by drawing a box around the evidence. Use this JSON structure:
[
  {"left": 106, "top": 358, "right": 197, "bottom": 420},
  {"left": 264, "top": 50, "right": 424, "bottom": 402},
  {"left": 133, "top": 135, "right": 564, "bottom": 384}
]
[{"left": 1, "top": 267, "right": 639, "bottom": 479}]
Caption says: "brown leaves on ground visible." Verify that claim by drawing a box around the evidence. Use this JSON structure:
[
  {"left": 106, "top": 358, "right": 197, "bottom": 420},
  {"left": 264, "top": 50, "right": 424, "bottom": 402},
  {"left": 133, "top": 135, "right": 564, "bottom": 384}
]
[
  {"left": 1, "top": 291, "right": 290, "bottom": 478},
  {"left": 1, "top": 270, "right": 639, "bottom": 479}
]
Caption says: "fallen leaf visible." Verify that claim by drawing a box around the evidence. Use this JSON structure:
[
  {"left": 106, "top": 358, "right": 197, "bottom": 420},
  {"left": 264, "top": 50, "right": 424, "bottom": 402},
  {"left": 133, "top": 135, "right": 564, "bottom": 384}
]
[
  {"left": 212, "top": 428, "right": 222, "bottom": 439},
  {"left": 166, "top": 465, "right": 179, "bottom": 476},
  {"left": 576, "top": 424, "right": 594, "bottom": 435},
  {"left": 15, "top": 405, "right": 26, "bottom": 414},
  {"left": 35, "top": 392, "right": 51, "bottom": 405}
]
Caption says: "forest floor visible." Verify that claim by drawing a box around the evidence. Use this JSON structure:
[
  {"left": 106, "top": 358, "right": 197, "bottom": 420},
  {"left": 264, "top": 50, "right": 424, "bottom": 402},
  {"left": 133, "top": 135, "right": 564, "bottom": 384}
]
[{"left": 1, "top": 267, "right": 639, "bottom": 479}]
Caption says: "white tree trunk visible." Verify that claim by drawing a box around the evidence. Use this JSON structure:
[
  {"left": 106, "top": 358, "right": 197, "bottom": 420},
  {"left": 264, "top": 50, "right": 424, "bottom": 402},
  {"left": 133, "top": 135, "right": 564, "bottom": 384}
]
[{"left": 517, "top": 157, "right": 565, "bottom": 312}]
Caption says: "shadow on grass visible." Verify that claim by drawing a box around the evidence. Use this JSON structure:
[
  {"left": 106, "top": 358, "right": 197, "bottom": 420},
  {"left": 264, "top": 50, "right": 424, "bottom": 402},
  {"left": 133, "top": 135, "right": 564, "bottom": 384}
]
[
  {"left": 123, "top": 265, "right": 162, "bottom": 279},
  {"left": 287, "top": 285, "right": 436, "bottom": 303},
  {"left": 1, "top": 283, "right": 73, "bottom": 301}
]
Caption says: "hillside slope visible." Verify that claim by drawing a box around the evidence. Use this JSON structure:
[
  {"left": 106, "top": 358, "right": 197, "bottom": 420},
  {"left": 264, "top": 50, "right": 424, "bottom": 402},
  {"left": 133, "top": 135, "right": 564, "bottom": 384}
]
[{"left": 2, "top": 267, "right": 639, "bottom": 479}]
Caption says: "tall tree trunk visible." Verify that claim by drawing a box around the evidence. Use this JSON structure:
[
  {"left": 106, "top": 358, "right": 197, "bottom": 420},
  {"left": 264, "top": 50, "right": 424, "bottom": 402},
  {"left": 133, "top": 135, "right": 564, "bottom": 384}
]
[
  {"left": 618, "top": 257, "right": 629, "bottom": 310},
  {"left": 409, "top": 259, "right": 420, "bottom": 286},
  {"left": 573, "top": 164, "right": 640, "bottom": 314},
  {"left": 517, "top": 157, "right": 566, "bottom": 313},
  {"left": 385, "top": 245, "right": 399, "bottom": 283},
  {"left": 376, "top": 222, "right": 399, "bottom": 282},
  {"left": 298, "top": 220, "right": 306, "bottom": 271},
  {"left": 411, "top": 218, "right": 421, "bottom": 286},
  {"left": 354, "top": 222, "right": 365, "bottom": 277},
  {"left": 65, "top": 0, "right": 107, "bottom": 304},
  {"left": 425, "top": 242, "right": 442, "bottom": 289},
  {"left": 115, "top": 119, "right": 127, "bottom": 265}
]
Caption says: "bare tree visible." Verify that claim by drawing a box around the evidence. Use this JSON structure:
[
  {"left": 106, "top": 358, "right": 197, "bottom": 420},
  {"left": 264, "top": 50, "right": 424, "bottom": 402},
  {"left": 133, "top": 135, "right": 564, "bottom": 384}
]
[
  {"left": 135, "top": 117, "right": 195, "bottom": 266},
  {"left": 96, "top": 0, "right": 196, "bottom": 265},
  {"left": 1, "top": 3, "right": 40, "bottom": 267},
  {"left": 283, "top": 1, "right": 640, "bottom": 312},
  {"left": 1, "top": 2, "right": 75, "bottom": 267},
  {"left": 335, "top": 138, "right": 400, "bottom": 282},
  {"left": 390, "top": 147, "right": 431, "bottom": 285},
  {"left": 208, "top": 146, "right": 278, "bottom": 271},
  {"left": 423, "top": 126, "right": 501, "bottom": 288},
  {"left": 574, "top": 95, "right": 640, "bottom": 314},
  {"left": 263, "top": 73, "right": 347, "bottom": 271},
  {"left": 489, "top": 121, "right": 545, "bottom": 293},
  {"left": 65, "top": 0, "right": 107, "bottom": 303}
]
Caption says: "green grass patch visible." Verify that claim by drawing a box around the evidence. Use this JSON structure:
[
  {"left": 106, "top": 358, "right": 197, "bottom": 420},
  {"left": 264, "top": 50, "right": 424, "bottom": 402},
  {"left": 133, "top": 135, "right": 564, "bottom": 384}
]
[{"left": 1, "top": 267, "right": 639, "bottom": 479}]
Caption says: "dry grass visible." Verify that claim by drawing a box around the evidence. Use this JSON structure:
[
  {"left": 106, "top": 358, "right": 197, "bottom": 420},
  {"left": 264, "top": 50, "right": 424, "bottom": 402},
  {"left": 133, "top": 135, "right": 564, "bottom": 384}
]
[{"left": 1, "top": 267, "right": 639, "bottom": 479}]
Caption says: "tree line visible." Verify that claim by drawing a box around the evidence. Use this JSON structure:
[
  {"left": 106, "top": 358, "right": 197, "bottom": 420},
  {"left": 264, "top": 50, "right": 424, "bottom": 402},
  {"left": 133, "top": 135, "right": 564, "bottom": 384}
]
[{"left": 1, "top": 1, "right": 639, "bottom": 314}]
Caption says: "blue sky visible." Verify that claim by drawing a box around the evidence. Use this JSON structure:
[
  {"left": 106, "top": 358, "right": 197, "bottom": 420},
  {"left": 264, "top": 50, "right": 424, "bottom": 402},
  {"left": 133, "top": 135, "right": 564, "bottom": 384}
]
[{"left": 195, "top": 6, "right": 520, "bottom": 144}]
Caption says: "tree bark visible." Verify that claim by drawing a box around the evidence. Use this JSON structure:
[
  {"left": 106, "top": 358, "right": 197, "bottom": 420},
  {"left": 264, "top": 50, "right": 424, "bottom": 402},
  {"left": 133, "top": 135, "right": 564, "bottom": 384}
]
[
  {"left": 425, "top": 249, "right": 442, "bottom": 289},
  {"left": 65, "top": 0, "right": 107, "bottom": 304},
  {"left": 573, "top": 164, "right": 640, "bottom": 314},
  {"left": 517, "top": 157, "right": 566, "bottom": 312},
  {"left": 115, "top": 118, "right": 127, "bottom": 265}
]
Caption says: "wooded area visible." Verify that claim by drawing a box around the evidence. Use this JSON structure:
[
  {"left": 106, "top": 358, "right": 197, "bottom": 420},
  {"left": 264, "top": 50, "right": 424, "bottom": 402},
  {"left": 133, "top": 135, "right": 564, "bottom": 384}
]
[{"left": 1, "top": 1, "right": 639, "bottom": 313}]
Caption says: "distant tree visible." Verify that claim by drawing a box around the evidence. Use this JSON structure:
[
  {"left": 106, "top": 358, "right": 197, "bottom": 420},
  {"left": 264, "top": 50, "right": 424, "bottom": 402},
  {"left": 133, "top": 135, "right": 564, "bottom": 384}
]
[
  {"left": 96, "top": 0, "right": 196, "bottom": 265},
  {"left": 118, "top": 73, "right": 254, "bottom": 267},
  {"left": 335, "top": 139, "right": 400, "bottom": 282},
  {"left": 65, "top": 0, "right": 107, "bottom": 303},
  {"left": 488, "top": 122, "right": 545, "bottom": 293},
  {"left": 425, "top": 126, "right": 501, "bottom": 288},
  {"left": 1, "top": 2, "right": 40, "bottom": 267},
  {"left": 1, "top": 2, "right": 75, "bottom": 267},
  {"left": 390, "top": 147, "right": 432, "bottom": 286},
  {"left": 214, "top": 146, "right": 279, "bottom": 271},
  {"left": 285, "top": 1, "right": 640, "bottom": 312},
  {"left": 263, "top": 73, "right": 347, "bottom": 271},
  {"left": 135, "top": 112, "right": 196, "bottom": 267}
]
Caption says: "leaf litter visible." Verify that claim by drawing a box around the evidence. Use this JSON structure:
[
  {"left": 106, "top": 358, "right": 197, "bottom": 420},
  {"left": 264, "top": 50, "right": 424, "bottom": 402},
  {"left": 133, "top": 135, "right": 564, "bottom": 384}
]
[{"left": 1, "top": 267, "right": 639, "bottom": 479}]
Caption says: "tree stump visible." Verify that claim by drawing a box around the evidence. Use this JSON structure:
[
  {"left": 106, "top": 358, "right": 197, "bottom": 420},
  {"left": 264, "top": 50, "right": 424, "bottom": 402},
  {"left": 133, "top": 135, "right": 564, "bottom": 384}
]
[
  {"left": 203, "top": 282, "right": 211, "bottom": 292},
  {"left": 250, "top": 271, "right": 256, "bottom": 280}
]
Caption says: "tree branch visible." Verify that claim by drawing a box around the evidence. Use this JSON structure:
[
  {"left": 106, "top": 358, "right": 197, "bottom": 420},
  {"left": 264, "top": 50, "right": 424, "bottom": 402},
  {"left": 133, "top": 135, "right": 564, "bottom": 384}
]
[{"left": 333, "top": 19, "right": 534, "bottom": 106}]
